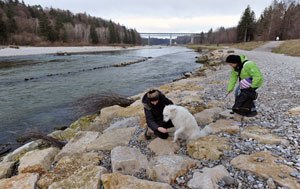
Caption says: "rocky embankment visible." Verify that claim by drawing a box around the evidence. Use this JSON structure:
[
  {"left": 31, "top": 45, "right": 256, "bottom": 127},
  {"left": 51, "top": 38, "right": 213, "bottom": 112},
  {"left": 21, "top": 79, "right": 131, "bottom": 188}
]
[{"left": 0, "top": 48, "right": 300, "bottom": 189}]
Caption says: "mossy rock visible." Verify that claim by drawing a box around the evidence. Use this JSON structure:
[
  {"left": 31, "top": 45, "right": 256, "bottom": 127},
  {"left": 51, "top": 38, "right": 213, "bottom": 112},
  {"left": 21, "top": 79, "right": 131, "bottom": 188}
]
[{"left": 69, "top": 114, "right": 98, "bottom": 131}]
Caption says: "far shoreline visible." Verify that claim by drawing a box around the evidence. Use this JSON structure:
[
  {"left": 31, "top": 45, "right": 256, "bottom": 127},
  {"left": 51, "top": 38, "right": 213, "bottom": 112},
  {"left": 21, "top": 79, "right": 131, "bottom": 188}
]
[{"left": 0, "top": 45, "right": 165, "bottom": 58}]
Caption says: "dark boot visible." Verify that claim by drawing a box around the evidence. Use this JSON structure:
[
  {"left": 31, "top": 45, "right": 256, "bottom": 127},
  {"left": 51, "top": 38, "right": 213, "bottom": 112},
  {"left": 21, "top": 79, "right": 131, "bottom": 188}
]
[{"left": 144, "top": 127, "right": 151, "bottom": 140}]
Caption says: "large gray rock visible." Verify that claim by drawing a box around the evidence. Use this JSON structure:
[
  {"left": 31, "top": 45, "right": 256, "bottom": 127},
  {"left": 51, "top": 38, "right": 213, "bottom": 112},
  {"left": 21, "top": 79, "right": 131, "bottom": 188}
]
[
  {"left": 147, "top": 154, "right": 198, "bottom": 184},
  {"left": 147, "top": 138, "right": 179, "bottom": 155},
  {"left": 87, "top": 127, "right": 136, "bottom": 151},
  {"left": 19, "top": 147, "right": 60, "bottom": 175},
  {"left": 0, "top": 161, "right": 15, "bottom": 179},
  {"left": 231, "top": 151, "right": 300, "bottom": 189},
  {"left": 111, "top": 146, "right": 148, "bottom": 174},
  {"left": 209, "top": 119, "right": 240, "bottom": 134},
  {"left": 101, "top": 173, "right": 172, "bottom": 189},
  {"left": 37, "top": 152, "right": 103, "bottom": 189},
  {"left": 241, "top": 126, "right": 289, "bottom": 145},
  {"left": 187, "top": 165, "right": 231, "bottom": 189},
  {"left": 0, "top": 173, "right": 39, "bottom": 189},
  {"left": 219, "top": 109, "right": 234, "bottom": 119},
  {"left": 103, "top": 116, "right": 140, "bottom": 133},
  {"left": 187, "top": 135, "right": 231, "bottom": 160},
  {"left": 49, "top": 165, "right": 107, "bottom": 189},
  {"left": 2, "top": 140, "right": 43, "bottom": 162},
  {"left": 194, "top": 107, "right": 223, "bottom": 126},
  {"left": 55, "top": 131, "right": 100, "bottom": 161}
]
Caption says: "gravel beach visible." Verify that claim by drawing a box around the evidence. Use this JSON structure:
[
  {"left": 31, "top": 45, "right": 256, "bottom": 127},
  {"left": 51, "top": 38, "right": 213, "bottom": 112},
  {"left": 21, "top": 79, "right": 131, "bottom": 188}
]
[{"left": 0, "top": 45, "right": 158, "bottom": 57}]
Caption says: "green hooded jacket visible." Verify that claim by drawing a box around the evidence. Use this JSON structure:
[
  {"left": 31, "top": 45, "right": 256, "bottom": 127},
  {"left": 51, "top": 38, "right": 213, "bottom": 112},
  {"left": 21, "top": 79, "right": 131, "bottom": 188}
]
[{"left": 227, "top": 55, "right": 263, "bottom": 92}]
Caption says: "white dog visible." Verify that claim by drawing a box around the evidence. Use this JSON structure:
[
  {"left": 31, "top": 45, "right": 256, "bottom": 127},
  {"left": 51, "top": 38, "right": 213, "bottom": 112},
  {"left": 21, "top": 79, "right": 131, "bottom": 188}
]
[{"left": 163, "top": 105, "right": 212, "bottom": 142}]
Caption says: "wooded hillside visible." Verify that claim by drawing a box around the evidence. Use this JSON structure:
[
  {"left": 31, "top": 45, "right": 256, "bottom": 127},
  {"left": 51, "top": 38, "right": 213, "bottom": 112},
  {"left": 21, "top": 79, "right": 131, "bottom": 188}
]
[
  {"left": 199, "top": 0, "right": 300, "bottom": 44},
  {"left": 0, "top": 0, "right": 141, "bottom": 45}
]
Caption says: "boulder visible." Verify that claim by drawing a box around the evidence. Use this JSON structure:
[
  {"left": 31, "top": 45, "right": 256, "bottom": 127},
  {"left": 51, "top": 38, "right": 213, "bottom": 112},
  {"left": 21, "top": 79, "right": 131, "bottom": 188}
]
[
  {"left": 231, "top": 151, "right": 300, "bottom": 189},
  {"left": 18, "top": 147, "right": 60, "bottom": 175},
  {"left": 69, "top": 114, "right": 98, "bottom": 131},
  {"left": 147, "top": 154, "right": 198, "bottom": 184},
  {"left": 55, "top": 131, "right": 100, "bottom": 161},
  {"left": 0, "top": 161, "right": 15, "bottom": 179},
  {"left": 209, "top": 119, "right": 240, "bottom": 134},
  {"left": 288, "top": 106, "right": 300, "bottom": 115},
  {"left": 87, "top": 127, "right": 136, "bottom": 151},
  {"left": 2, "top": 140, "right": 43, "bottom": 162},
  {"left": 91, "top": 100, "right": 144, "bottom": 132},
  {"left": 37, "top": 152, "right": 103, "bottom": 189},
  {"left": 111, "top": 146, "right": 148, "bottom": 174},
  {"left": 103, "top": 116, "right": 140, "bottom": 133},
  {"left": 49, "top": 165, "right": 107, "bottom": 189},
  {"left": 0, "top": 173, "right": 39, "bottom": 189},
  {"left": 241, "top": 126, "right": 289, "bottom": 145},
  {"left": 187, "top": 135, "right": 231, "bottom": 160},
  {"left": 187, "top": 165, "right": 231, "bottom": 189},
  {"left": 193, "top": 107, "right": 223, "bottom": 126},
  {"left": 101, "top": 173, "right": 172, "bottom": 189},
  {"left": 219, "top": 109, "right": 234, "bottom": 119},
  {"left": 48, "top": 128, "right": 76, "bottom": 141},
  {"left": 147, "top": 138, "right": 179, "bottom": 155}
]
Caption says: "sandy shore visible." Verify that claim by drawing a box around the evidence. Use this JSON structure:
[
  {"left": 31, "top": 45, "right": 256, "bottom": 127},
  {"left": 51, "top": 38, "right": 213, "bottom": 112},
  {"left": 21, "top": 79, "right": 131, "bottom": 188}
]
[{"left": 0, "top": 45, "right": 160, "bottom": 57}]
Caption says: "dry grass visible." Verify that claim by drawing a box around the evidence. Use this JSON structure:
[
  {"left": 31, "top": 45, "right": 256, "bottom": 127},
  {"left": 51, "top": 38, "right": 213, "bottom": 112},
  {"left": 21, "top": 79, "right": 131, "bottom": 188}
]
[
  {"left": 186, "top": 45, "right": 222, "bottom": 51},
  {"left": 272, "top": 39, "right": 300, "bottom": 57},
  {"left": 228, "top": 41, "right": 268, "bottom": 51}
]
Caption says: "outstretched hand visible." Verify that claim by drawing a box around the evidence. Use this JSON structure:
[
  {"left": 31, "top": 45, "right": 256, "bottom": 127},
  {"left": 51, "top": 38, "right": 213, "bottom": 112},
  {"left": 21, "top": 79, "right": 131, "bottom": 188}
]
[{"left": 157, "top": 127, "right": 168, "bottom": 133}]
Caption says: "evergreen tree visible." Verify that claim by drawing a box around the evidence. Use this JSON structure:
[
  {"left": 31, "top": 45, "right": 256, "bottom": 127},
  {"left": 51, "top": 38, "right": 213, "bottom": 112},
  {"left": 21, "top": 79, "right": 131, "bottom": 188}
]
[
  {"left": 237, "top": 5, "right": 256, "bottom": 42},
  {"left": 199, "top": 32, "right": 205, "bottom": 44},
  {"left": 130, "top": 29, "right": 136, "bottom": 44},
  {"left": 39, "top": 12, "right": 57, "bottom": 41},
  {"left": 0, "top": 15, "right": 8, "bottom": 43},
  {"left": 108, "top": 21, "right": 116, "bottom": 43},
  {"left": 90, "top": 25, "right": 98, "bottom": 44}
]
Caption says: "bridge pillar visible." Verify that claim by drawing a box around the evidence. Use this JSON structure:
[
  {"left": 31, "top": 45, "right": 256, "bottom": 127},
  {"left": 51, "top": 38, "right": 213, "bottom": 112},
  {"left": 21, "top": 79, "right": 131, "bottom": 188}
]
[
  {"left": 191, "top": 34, "right": 194, "bottom": 44},
  {"left": 148, "top": 35, "right": 151, "bottom": 45},
  {"left": 169, "top": 34, "right": 172, "bottom": 46}
]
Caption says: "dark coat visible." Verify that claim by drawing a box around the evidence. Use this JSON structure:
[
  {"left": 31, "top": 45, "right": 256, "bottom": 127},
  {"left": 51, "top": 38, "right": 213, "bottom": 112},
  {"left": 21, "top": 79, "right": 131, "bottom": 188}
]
[
  {"left": 232, "top": 88, "right": 257, "bottom": 116},
  {"left": 142, "top": 90, "right": 173, "bottom": 131}
]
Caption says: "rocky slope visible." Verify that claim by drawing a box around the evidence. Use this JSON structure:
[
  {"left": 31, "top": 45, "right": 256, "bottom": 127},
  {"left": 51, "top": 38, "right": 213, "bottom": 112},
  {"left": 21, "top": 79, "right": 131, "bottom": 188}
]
[{"left": 0, "top": 47, "right": 300, "bottom": 189}]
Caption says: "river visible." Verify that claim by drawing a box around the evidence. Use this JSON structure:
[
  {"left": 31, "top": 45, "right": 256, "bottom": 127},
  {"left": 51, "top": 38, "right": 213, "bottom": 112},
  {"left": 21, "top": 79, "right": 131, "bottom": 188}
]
[{"left": 0, "top": 46, "right": 201, "bottom": 149}]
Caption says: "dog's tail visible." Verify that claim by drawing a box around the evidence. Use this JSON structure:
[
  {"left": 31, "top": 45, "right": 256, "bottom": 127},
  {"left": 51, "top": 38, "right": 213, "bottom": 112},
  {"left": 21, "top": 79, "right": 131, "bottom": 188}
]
[{"left": 198, "top": 125, "right": 212, "bottom": 138}]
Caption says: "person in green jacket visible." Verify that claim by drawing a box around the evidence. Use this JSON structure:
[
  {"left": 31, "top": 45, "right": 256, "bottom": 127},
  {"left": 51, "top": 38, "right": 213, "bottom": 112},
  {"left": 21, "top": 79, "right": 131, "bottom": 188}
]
[{"left": 225, "top": 54, "right": 263, "bottom": 126}]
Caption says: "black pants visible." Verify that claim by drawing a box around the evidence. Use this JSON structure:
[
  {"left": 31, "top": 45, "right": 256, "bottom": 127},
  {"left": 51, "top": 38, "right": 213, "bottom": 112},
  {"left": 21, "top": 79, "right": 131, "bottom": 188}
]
[{"left": 153, "top": 120, "right": 174, "bottom": 139}]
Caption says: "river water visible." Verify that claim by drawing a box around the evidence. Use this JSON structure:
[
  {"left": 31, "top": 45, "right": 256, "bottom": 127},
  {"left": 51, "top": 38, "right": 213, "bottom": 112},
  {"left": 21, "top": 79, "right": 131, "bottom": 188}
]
[{"left": 0, "top": 46, "right": 201, "bottom": 149}]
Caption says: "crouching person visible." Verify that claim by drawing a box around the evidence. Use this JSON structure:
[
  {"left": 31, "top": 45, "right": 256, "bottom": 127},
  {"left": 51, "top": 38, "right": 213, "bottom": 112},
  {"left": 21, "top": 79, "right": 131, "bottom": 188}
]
[{"left": 142, "top": 88, "right": 174, "bottom": 140}]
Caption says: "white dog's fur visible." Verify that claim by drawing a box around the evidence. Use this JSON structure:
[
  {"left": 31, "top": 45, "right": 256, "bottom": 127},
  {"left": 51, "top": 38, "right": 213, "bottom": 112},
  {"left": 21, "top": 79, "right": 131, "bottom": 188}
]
[{"left": 163, "top": 105, "right": 212, "bottom": 142}]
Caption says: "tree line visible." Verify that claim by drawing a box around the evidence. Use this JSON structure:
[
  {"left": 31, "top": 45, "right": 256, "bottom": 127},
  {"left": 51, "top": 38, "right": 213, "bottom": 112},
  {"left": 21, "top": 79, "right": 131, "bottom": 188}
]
[
  {"left": 198, "top": 0, "right": 300, "bottom": 44},
  {"left": 0, "top": 0, "right": 141, "bottom": 45}
]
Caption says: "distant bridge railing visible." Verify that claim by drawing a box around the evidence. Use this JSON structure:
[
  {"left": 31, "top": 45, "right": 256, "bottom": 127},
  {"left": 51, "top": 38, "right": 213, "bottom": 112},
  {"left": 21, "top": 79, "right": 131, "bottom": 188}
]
[{"left": 139, "top": 32, "right": 201, "bottom": 45}]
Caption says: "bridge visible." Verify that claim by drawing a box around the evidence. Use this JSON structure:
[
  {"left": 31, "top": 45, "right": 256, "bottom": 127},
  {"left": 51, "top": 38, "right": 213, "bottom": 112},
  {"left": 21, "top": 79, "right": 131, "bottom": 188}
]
[{"left": 139, "top": 33, "right": 201, "bottom": 45}]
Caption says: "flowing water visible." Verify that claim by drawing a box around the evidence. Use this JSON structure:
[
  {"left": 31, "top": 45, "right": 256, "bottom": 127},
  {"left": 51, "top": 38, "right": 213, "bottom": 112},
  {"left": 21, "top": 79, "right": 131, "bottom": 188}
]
[{"left": 0, "top": 46, "right": 201, "bottom": 149}]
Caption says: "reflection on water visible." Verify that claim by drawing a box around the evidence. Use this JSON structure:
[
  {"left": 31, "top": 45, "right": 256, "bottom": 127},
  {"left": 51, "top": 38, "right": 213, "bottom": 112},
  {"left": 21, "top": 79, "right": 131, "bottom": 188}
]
[{"left": 0, "top": 46, "right": 201, "bottom": 149}]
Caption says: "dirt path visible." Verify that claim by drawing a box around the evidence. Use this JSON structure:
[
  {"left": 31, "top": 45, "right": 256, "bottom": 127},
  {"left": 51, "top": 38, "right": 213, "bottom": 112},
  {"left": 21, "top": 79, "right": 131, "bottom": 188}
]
[{"left": 252, "top": 41, "right": 283, "bottom": 52}]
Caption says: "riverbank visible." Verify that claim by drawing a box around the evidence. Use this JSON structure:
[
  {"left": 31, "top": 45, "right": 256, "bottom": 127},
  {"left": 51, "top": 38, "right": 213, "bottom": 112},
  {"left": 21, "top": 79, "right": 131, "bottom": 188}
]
[
  {"left": 1, "top": 47, "right": 300, "bottom": 188},
  {"left": 0, "top": 45, "right": 161, "bottom": 57}
]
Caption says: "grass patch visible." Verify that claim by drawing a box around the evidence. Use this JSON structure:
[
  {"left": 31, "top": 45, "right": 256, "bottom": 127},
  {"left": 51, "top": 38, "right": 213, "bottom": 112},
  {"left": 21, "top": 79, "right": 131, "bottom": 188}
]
[
  {"left": 186, "top": 45, "right": 223, "bottom": 51},
  {"left": 229, "top": 41, "right": 268, "bottom": 51},
  {"left": 272, "top": 39, "right": 300, "bottom": 57}
]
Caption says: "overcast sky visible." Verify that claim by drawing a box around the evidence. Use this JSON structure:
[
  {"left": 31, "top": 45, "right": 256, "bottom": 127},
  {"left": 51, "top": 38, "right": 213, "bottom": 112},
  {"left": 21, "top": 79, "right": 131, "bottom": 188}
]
[{"left": 24, "top": 0, "right": 272, "bottom": 33}]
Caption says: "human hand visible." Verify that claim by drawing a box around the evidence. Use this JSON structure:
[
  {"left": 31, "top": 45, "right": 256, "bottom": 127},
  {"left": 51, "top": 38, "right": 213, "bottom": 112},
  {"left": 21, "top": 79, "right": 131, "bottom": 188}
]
[{"left": 157, "top": 127, "right": 168, "bottom": 133}]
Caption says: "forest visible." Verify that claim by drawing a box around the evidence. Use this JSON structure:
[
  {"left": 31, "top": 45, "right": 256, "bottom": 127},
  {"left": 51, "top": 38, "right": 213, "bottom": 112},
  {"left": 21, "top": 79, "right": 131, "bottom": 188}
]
[
  {"left": 201, "top": 0, "right": 300, "bottom": 44},
  {"left": 0, "top": 0, "right": 142, "bottom": 45}
]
